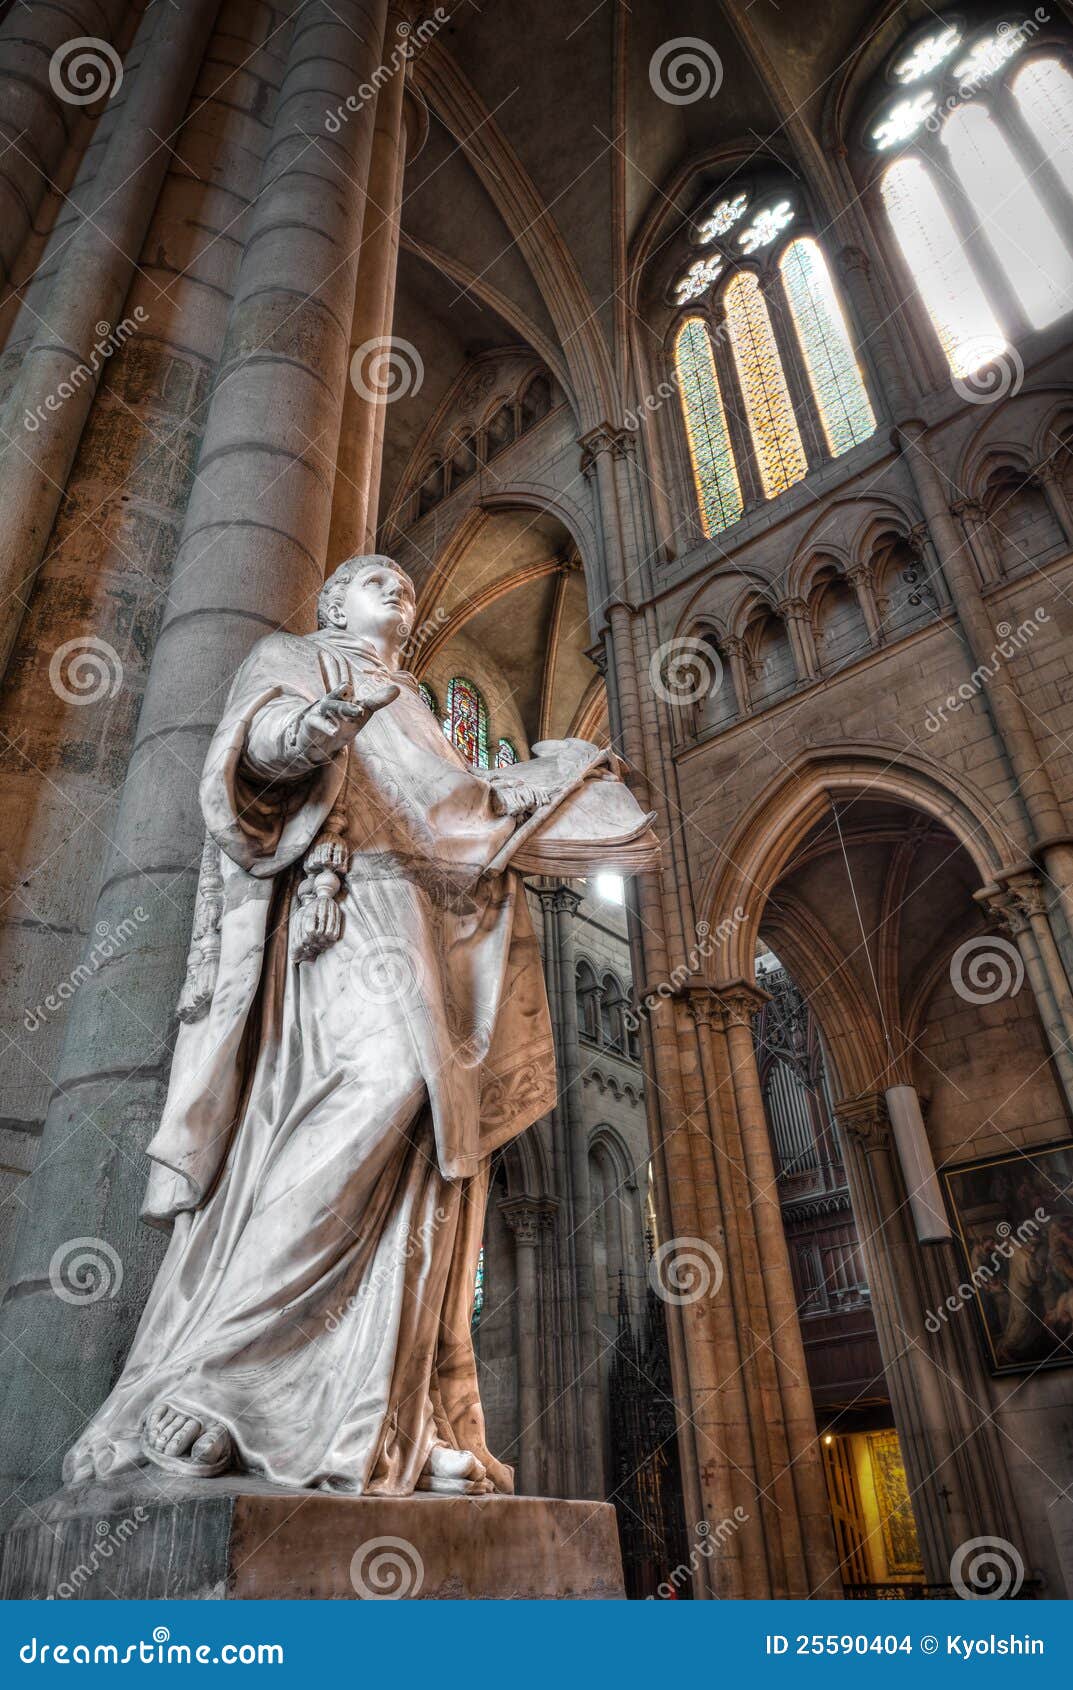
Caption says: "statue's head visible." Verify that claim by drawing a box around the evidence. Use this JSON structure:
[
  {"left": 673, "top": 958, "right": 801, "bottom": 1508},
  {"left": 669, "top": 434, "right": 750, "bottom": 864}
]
[{"left": 317, "top": 555, "right": 416, "bottom": 650}]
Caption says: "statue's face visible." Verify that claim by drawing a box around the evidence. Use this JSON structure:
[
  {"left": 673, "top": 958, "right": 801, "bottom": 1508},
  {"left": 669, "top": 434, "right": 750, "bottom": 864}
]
[{"left": 334, "top": 564, "right": 415, "bottom": 647}]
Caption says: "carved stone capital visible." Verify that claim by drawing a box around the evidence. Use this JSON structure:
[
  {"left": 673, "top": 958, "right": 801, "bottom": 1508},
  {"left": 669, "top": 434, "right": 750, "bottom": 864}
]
[
  {"left": 845, "top": 562, "right": 874, "bottom": 589},
  {"left": 834, "top": 1093, "right": 891, "bottom": 1151},
  {"left": 499, "top": 1195, "right": 557, "bottom": 1246},
  {"left": 585, "top": 640, "right": 609, "bottom": 676},
  {"left": 710, "top": 979, "right": 769, "bottom": 1028},
  {"left": 536, "top": 883, "right": 583, "bottom": 918},
  {"left": 579, "top": 422, "right": 637, "bottom": 477},
  {"left": 985, "top": 893, "right": 1031, "bottom": 938},
  {"left": 950, "top": 498, "right": 985, "bottom": 526},
  {"left": 906, "top": 520, "right": 930, "bottom": 558},
  {"left": 1006, "top": 871, "right": 1048, "bottom": 920},
  {"left": 777, "top": 595, "right": 810, "bottom": 623},
  {"left": 722, "top": 635, "right": 746, "bottom": 660},
  {"left": 677, "top": 983, "right": 721, "bottom": 1028}
]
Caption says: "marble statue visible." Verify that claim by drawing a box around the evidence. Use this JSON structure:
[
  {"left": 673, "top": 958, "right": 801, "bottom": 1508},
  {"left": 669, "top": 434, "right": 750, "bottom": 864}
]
[{"left": 63, "top": 556, "right": 658, "bottom": 1499}]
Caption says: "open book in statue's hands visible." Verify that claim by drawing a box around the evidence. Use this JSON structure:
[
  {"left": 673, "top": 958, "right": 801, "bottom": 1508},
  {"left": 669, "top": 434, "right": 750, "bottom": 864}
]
[{"left": 483, "top": 738, "right": 660, "bottom": 877}]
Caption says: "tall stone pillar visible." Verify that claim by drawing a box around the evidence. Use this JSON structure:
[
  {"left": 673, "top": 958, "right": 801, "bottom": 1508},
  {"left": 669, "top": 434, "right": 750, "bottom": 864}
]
[
  {"left": 500, "top": 1196, "right": 550, "bottom": 1498},
  {"left": 0, "top": 0, "right": 224, "bottom": 678},
  {"left": 538, "top": 881, "right": 604, "bottom": 1499},
  {"left": 328, "top": 5, "right": 418, "bottom": 562},
  {"left": 836, "top": 1093, "right": 1028, "bottom": 1584},
  {"left": 0, "top": 0, "right": 130, "bottom": 291},
  {"left": 0, "top": 0, "right": 391, "bottom": 1521},
  {"left": 710, "top": 982, "right": 841, "bottom": 1598}
]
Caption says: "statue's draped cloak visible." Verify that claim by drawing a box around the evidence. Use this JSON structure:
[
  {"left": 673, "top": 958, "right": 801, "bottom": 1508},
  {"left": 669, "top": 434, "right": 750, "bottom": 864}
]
[{"left": 63, "top": 630, "right": 654, "bottom": 1494}]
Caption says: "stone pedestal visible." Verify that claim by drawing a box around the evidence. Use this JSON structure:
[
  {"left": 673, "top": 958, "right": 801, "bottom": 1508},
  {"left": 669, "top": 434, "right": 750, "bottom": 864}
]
[{"left": 0, "top": 1476, "right": 625, "bottom": 1600}]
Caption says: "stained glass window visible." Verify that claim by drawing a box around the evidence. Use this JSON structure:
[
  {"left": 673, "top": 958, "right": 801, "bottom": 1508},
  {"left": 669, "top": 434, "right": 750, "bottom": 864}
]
[
  {"left": 941, "top": 103, "right": 1073, "bottom": 330},
  {"left": 418, "top": 682, "right": 438, "bottom": 714},
  {"left": 1012, "top": 58, "right": 1073, "bottom": 208},
  {"left": 779, "top": 237, "right": 876, "bottom": 457},
  {"left": 880, "top": 156, "right": 1006, "bottom": 378},
  {"left": 471, "top": 1244, "right": 485, "bottom": 1332},
  {"left": 444, "top": 676, "right": 489, "bottom": 768},
  {"left": 697, "top": 192, "right": 748, "bottom": 243},
  {"left": 673, "top": 317, "right": 742, "bottom": 537},
  {"left": 723, "top": 272, "right": 807, "bottom": 498},
  {"left": 871, "top": 91, "right": 937, "bottom": 151},
  {"left": 495, "top": 738, "right": 518, "bottom": 767},
  {"left": 737, "top": 198, "right": 794, "bottom": 254},
  {"left": 674, "top": 255, "right": 723, "bottom": 305},
  {"left": 954, "top": 30, "right": 1024, "bottom": 86},
  {"left": 893, "top": 24, "right": 961, "bottom": 83}
]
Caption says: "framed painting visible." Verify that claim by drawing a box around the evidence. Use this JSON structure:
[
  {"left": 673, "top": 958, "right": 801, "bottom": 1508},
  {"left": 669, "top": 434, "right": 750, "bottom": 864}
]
[{"left": 942, "top": 1140, "right": 1073, "bottom": 1375}]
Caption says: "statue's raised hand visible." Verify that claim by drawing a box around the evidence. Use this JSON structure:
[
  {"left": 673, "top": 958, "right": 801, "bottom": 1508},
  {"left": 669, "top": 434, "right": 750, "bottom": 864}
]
[{"left": 292, "top": 679, "right": 399, "bottom": 762}]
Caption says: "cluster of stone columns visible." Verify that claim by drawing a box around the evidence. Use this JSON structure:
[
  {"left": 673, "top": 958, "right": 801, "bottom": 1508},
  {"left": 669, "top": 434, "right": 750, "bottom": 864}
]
[
  {"left": 832, "top": 1092, "right": 1028, "bottom": 1586},
  {"left": 0, "top": 0, "right": 414, "bottom": 1521},
  {"left": 579, "top": 421, "right": 841, "bottom": 1597}
]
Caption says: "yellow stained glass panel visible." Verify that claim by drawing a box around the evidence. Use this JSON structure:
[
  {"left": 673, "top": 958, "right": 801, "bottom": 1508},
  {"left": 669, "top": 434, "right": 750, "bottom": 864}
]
[{"left": 724, "top": 271, "right": 807, "bottom": 498}]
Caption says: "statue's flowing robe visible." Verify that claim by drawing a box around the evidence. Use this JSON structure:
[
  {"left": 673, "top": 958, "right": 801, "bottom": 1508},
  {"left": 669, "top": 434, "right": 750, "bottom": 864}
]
[{"left": 64, "top": 630, "right": 654, "bottom": 1496}]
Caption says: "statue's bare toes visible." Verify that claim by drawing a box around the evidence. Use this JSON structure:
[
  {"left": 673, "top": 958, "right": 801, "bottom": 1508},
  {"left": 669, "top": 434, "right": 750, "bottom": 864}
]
[
  {"left": 190, "top": 1423, "right": 231, "bottom": 1466},
  {"left": 163, "top": 1413, "right": 202, "bottom": 1457},
  {"left": 428, "top": 1445, "right": 486, "bottom": 1483},
  {"left": 141, "top": 1403, "right": 233, "bottom": 1476}
]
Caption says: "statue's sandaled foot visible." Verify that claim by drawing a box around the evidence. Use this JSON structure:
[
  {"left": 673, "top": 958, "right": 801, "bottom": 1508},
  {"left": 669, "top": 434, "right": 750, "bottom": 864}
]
[
  {"left": 141, "top": 1401, "right": 233, "bottom": 1478},
  {"left": 417, "top": 1445, "right": 494, "bottom": 1495}
]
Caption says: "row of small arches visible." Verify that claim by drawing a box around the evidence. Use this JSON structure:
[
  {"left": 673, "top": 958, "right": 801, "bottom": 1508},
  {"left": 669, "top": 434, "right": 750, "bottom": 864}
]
[
  {"left": 576, "top": 961, "right": 640, "bottom": 1062},
  {"left": 410, "top": 373, "right": 560, "bottom": 523}
]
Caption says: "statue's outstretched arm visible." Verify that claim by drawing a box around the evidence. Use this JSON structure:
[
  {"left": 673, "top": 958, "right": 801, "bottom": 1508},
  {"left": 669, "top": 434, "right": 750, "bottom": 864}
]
[{"left": 243, "top": 679, "right": 399, "bottom": 781}]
